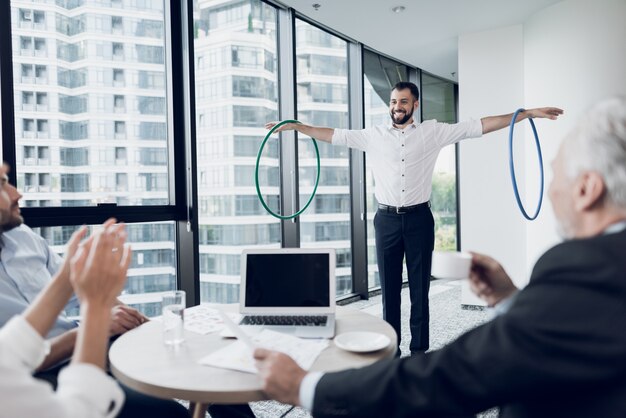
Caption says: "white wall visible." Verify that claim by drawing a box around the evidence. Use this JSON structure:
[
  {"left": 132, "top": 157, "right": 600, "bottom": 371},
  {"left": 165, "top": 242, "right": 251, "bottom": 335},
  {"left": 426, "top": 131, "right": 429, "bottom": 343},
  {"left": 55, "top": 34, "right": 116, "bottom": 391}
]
[
  {"left": 458, "top": 0, "right": 626, "bottom": 303},
  {"left": 523, "top": 0, "right": 626, "bottom": 268},
  {"left": 458, "top": 25, "right": 526, "bottom": 304}
]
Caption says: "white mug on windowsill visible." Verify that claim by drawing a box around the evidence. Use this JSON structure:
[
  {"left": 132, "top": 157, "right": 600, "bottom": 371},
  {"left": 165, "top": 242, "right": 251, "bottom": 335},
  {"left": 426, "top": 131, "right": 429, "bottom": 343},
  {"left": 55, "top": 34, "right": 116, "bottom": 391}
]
[{"left": 431, "top": 251, "right": 472, "bottom": 280}]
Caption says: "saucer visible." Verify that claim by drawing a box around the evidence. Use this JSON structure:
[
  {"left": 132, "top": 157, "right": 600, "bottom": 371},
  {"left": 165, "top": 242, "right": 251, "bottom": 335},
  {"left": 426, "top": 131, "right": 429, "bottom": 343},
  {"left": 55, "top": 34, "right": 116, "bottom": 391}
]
[{"left": 334, "top": 331, "right": 391, "bottom": 353}]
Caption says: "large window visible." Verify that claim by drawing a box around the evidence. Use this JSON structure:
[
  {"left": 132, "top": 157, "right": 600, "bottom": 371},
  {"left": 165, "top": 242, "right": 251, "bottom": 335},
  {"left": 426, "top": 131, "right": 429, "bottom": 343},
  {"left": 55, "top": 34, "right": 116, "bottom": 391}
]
[
  {"left": 3, "top": 1, "right": 460, "bottom": 310},
  {"left": 421, "top": 73, "right": 458, "bottom": 251},
  {"left": 363, "top": 50, "right": 410, "bottom": 289},
  {"left": 7, "top": 0, "right": 175, "bottom": 316},
  {"left": 11, "top": 0, "right": 170, "bottom": 207},
  {"left": 193, "top": 0, "right": 280, "bottom": 303},
  {"left": 296, "top": 20, "right": 351, "bottom": 296}
]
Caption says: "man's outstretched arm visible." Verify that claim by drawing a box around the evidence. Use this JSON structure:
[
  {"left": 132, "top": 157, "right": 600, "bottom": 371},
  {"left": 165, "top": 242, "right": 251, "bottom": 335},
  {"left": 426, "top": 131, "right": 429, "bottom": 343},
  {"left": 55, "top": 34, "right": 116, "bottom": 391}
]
[
  {"left": 265, "top": 121, "right": 335, "bottom": 143},
  {"left": 481, "top": 107, "right": 563, "bottom": 134}
]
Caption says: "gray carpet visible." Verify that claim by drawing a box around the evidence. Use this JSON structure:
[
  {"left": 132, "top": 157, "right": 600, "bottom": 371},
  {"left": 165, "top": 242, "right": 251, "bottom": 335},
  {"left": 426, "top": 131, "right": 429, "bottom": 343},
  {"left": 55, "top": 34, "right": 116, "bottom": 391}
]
[{"left": 220, "top": 279, "right": 499, "bottom": 418}]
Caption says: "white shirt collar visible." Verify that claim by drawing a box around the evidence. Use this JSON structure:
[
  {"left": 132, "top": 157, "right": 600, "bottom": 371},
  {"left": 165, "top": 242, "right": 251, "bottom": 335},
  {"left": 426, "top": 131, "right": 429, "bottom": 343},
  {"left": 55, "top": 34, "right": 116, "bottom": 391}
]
[
  {"left": 388, "top": 119, "right": 418, "bottom": 131},
  {"left": 603, "top": 220, "right": 626, "bottom": 235}
]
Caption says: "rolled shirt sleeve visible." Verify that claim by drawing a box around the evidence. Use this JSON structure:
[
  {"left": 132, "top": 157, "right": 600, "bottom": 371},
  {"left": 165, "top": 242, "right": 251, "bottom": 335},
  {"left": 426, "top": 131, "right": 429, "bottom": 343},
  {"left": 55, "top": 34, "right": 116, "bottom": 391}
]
[
  {"left": 433, "top": 119, "right": 483, "bottom": 147},
  {"left": 57, "top": 363, "right": 125, "bottom": 418},
  {"left": 0, "top": 315, "right": 50, "bottom": 371},
  {"left": 0, "top": 316, "right": 124, "bottom": 418},
  {"left": 332, "top": 128, "right": 370, "bottom": 152}
]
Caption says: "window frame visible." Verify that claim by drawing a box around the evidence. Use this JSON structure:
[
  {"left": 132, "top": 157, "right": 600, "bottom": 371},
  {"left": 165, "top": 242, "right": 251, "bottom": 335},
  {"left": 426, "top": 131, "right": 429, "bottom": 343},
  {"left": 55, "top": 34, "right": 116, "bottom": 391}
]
[{"left": 0, "top": 0, "right": 459, "bottom": 308}]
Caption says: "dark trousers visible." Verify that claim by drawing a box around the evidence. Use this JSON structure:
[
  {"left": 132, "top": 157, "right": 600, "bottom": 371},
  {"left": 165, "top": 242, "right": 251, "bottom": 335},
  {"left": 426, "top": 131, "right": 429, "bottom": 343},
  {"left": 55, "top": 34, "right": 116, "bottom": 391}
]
[{"left": 374, "top": 205, "right": 434, "bottom": 352}]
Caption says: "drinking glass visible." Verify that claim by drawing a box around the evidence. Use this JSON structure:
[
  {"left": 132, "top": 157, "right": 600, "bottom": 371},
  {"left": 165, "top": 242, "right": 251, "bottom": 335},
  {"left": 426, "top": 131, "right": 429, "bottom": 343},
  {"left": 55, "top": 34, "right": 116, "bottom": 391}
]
[{"left": 162, "top": 290, "right": 185, "bottom": 345}]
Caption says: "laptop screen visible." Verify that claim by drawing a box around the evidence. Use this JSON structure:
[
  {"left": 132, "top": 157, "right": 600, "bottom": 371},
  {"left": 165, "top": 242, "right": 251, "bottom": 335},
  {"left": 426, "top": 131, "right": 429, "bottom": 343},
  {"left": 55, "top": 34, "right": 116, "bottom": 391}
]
[{"left": 244, "top": 253, "right": 330, "bottom": 308}]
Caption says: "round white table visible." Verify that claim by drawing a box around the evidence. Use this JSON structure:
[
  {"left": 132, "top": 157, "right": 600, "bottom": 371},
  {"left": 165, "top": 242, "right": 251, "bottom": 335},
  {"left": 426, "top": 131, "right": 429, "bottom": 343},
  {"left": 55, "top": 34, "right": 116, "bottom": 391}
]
[{"left": 109, "top": 304, "right": 396, "bottom": 417}]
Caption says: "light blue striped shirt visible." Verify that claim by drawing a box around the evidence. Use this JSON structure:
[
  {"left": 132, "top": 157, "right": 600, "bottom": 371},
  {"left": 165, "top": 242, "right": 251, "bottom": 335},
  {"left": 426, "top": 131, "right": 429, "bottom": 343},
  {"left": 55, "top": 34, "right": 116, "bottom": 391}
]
[{"left": 0, "top": 225, "right": 78, "bottom": 338}]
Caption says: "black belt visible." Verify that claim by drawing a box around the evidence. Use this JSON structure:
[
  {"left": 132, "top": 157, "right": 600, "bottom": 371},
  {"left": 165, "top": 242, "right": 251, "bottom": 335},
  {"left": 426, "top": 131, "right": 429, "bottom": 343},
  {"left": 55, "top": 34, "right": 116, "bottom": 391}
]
[{"left": 378, "top": 202, "right": 430, "bottom": 214}]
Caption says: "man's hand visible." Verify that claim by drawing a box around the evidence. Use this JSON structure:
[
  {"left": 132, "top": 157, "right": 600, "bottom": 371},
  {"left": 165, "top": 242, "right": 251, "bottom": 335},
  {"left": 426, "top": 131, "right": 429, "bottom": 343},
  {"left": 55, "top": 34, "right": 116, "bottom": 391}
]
[
  {"left": 264, "top": 121, "right": 299, "bottom": 133},
  {"left": 254, "top": 348, "right": 306, "bottom": 406},
  {"left": 264, "top": 121, "right": 334, "bottom": 143},
  {"left": 481, "top": 107, "right": 563, "bottom": 134},
  {"left": 109, "top": 305, "right": 147, "bottom": 336},
  {"left": 469, "top": 252, "right": 518, "bottom": 307},
  {"left": 526, "top": 107, "right": 564, "bottom": 120}
]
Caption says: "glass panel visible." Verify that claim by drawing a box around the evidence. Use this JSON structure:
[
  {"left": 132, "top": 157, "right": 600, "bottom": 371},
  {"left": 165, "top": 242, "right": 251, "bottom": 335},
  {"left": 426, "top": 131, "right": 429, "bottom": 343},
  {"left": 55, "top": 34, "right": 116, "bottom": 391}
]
[
  {"left": 421, "top": 73, "right": 458, "bottom": 251},
  {"left": 11, "top": 0, "right": 170, "bottom": 207},
  {"left": 32, "top": 221, "right": 177, "bottom": 318},
  {"left": 295, "top": 20, "right": 351, "bottom": 297},
  {"left": 193, "top": 0, "right": 280, "bottom": 303},
  {"left": 363, "top": 50, "right": 410, "bottom": 289}
]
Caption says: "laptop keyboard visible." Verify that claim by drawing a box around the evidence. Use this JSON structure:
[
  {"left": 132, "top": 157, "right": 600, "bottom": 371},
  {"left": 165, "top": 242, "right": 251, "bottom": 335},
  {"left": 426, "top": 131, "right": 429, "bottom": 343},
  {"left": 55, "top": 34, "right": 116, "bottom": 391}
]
[{"left": 240, "top": 315, "right": 328, "bottom": 326}]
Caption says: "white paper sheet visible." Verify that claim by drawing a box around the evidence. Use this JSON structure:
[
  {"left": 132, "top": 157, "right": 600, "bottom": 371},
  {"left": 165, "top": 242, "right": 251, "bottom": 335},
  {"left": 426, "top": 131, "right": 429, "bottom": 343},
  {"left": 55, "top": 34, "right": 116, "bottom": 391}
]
[
  {"left": 199, "top": 329, "right": 329, "bottom": 374},
  {"left": 183, "top": 305, "right": 241, "bottom": 335}
]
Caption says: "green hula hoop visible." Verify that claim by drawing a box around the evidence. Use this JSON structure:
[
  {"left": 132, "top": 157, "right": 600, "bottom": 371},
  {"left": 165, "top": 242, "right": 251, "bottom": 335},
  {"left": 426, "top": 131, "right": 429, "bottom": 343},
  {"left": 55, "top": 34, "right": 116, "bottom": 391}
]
[{"left": 255, "top": 119, "right": 320, "bottom": 220}]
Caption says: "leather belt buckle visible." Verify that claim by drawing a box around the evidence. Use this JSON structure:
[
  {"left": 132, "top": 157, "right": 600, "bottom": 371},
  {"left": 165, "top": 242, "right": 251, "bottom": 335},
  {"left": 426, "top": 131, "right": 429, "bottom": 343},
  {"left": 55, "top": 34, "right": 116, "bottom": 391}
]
[{"left": 396, "top": 206, "right": 406, "bottom": 214}]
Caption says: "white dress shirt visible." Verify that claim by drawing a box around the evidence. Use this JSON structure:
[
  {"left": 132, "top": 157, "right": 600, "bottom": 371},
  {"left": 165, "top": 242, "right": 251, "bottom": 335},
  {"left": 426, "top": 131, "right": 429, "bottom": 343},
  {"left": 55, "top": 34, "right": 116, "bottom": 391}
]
[
  {"left": 332, "top": 119, "right": 483, "bottom": 207},
  {"left": 0, "top": 315, "right": 124, "bottom": 418}
]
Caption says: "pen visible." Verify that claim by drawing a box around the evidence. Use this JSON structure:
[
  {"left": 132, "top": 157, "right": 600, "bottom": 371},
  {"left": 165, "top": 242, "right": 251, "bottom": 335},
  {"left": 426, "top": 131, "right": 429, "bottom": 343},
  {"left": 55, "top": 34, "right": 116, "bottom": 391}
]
[{"left": 218, "top": 309, "right": 256, "bottom": 351}]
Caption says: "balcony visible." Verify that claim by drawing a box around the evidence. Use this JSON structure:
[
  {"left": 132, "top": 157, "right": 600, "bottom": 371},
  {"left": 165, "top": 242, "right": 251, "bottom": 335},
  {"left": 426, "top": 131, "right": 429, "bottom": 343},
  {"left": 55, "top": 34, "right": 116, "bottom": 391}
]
[
  {"left": 22, "top": 131, "right": 36, "bottom": 139},
  {"left": 36, "top": 131, "right": 49, "bottom": 139}
]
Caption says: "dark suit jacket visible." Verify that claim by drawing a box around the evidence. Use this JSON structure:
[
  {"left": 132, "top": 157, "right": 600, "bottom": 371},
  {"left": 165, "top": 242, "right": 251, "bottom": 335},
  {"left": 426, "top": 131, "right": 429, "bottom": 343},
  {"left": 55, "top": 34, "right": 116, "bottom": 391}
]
[{"left": 313, "top": 230, "right": 626, "bottom": 418}]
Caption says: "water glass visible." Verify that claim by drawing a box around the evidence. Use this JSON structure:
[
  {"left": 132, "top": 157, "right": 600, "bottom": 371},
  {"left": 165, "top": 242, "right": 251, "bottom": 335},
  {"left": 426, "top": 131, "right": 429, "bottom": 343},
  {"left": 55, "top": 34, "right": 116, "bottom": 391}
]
[{"left": 162, "top": 290, "right": 185, "bottom": 345}]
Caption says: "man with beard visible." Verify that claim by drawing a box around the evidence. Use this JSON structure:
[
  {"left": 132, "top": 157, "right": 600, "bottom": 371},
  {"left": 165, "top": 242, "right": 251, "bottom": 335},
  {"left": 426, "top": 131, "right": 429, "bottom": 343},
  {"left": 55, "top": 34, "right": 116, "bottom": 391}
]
[
  {"left": 0, "top": 166, "right": 256, "bottom": 418},
  {"left": 255, "top": 96, "right": 626, "bottom": 418},
  {"left": 0, "top": 166, "right": 148, "bottom": 370},
  {"left": 1, "top": 212, "right": 130, "bottom": 417},
  {"left": 266, "top": 82, "right": 562, "bottom": 355},
  {"left": 0, "top": 166, "right": 190, "bottom": 418}
]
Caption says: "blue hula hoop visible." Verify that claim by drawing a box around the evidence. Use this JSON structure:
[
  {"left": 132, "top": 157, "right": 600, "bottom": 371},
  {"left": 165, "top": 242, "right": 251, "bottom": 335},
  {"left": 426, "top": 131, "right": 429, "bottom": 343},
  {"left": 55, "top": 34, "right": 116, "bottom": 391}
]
[{"left": 509, "top": 108, "right": 543, "bottom": 221}]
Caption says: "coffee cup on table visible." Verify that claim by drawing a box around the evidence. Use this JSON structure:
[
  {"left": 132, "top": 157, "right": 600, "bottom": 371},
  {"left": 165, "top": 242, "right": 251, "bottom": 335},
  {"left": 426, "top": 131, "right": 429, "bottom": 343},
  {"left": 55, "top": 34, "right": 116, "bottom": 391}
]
[{"left": 430, "top": 251, "right": 472, "bottom": 280}]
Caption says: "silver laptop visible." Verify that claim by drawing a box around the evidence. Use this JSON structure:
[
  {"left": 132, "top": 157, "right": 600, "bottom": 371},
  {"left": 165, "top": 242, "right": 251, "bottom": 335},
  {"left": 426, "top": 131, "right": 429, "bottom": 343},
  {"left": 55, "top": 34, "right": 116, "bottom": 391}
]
[{"left": 238, "top": 248, "right": 336, "bottom": 338}]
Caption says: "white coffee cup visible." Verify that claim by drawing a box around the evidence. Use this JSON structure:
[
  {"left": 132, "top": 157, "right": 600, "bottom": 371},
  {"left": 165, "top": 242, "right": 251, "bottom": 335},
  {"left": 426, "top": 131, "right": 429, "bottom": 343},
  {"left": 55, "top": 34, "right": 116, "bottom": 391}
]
[{"left": 431, "top": 251, "right": 472, "bottom": 280}]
